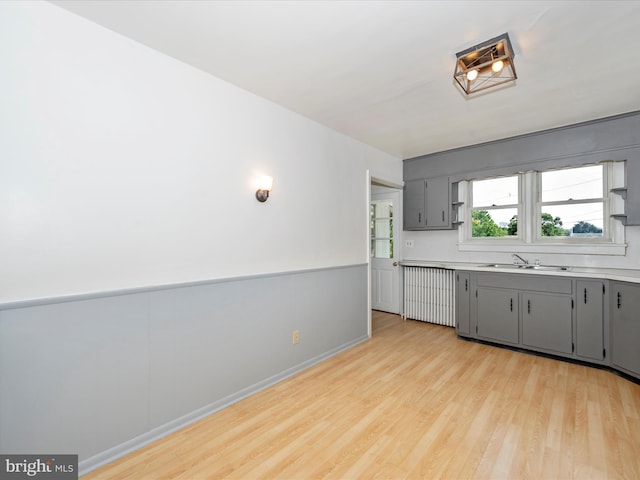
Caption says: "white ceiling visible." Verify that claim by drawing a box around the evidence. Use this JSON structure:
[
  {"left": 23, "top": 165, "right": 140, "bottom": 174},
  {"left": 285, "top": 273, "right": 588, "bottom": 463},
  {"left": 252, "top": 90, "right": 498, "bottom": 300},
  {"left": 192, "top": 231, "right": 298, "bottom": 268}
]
[{"left": 51, "top": 0, "right": 640, "bottom": 160}]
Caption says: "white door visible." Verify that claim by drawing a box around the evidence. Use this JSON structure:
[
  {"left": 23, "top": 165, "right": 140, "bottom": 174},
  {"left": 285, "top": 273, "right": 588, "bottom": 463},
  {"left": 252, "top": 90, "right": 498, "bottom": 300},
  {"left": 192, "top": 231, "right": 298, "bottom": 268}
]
[{"left": 371, "top": 190, "right": 400, "bottom": 313}]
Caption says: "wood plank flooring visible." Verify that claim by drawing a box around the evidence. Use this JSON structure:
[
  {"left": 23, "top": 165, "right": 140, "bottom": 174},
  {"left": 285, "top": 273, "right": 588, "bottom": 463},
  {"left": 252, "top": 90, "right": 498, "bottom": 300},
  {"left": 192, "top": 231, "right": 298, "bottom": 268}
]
[{"left": 83, "top": 311, "right": 640, "bottom": 479}]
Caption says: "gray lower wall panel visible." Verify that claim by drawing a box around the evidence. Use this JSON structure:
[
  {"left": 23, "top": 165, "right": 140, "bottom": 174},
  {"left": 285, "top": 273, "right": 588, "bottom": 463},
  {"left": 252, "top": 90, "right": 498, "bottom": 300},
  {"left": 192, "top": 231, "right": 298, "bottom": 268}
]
[
  {"left": 0, "top": 264, "right": 368, "bottom": 475},
  {"left": 0, "top": 294, "right": 151, "bottom": 460}
]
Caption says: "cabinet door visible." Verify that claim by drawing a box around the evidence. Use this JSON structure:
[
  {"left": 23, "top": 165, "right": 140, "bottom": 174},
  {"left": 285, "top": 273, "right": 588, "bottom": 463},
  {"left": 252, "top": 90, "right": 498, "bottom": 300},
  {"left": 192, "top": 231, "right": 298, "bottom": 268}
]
[
  {"left": 522, "top": 292, "right": 573, "bottom": 355},
  {"left": 576, "top": 280, "right": 604, "bottom": 361},
  {"left": 425, "top": 177, "right": 449, "bottom": 229},
  {"left": 456, "top": 272, "right": 471, "bottom": 335},
  {"left": 611, "top": 282, "right": 640, "bottom": 376},
  {"left": 477, "top": 287, "right": 518, "bottom": 344},
  {"left": 403, "top": 179, "right": 425, "bottom": 230}
]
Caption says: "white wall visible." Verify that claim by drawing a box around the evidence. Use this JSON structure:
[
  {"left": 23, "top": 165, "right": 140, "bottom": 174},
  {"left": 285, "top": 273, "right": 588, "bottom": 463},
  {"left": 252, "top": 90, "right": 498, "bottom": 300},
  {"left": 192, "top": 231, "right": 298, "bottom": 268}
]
[
  {"left": 0, "top": 1, "right": 401, "bottom": 303},
  {"left": 402, "top": 227, "right": 640, "bottom": 270}
]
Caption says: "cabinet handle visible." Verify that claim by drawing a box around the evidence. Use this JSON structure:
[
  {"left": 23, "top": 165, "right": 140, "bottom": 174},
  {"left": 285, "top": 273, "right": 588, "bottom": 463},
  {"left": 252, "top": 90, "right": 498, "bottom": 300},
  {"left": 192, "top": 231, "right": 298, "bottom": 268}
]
[
  {"left": 527, "top": 299, "right": 531, "bottom": 314},
  {"left": 442, "top": 210, "right": 445, "bottom": 222},
  {"left": 584, "top": 287, "right": 587, "bottom": 304},
  {"left": 510, "top": 298, "right": 513, "bottom": 312},
  {"left": 465, "top": 279, "right": 468, "bottom": 291},
  {"left": 418, "top": 212, "right": 421, "bottom": 223},
  {"left": 617, "top": 292, "right": 621, "bottom": 309}
]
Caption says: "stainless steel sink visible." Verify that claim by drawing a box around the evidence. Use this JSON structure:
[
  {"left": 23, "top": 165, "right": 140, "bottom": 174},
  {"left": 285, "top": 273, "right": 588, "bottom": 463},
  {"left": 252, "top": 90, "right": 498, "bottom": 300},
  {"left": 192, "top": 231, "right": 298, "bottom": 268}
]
[
  {"left": 479, "top": 263, "right": 570, "bottom": 272},
  {"left": 520, "top": 264, "right": 570, "bottom": 271},
  {"left": 479, "top": 264, "right": 522, "bottom": 269}
]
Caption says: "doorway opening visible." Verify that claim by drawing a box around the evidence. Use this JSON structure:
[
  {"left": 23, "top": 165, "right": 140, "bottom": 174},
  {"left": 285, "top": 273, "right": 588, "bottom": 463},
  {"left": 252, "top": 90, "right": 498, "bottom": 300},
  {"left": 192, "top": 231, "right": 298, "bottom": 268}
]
[{"left": 369, "top": 178, "right": 403, "bottom": 327}]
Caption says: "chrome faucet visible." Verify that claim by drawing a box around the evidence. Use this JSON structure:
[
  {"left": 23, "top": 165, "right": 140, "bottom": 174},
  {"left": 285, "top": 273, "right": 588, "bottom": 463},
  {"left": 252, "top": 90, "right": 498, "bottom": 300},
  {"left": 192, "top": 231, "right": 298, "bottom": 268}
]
[{"left": 512, "top": 253, "right": 529, "bottom": 265}]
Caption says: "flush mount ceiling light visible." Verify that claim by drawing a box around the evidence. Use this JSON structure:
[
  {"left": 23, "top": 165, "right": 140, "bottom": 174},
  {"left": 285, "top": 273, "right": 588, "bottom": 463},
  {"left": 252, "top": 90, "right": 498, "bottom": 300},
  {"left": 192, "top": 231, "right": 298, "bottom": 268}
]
[{"left": 454, "top": 33, "right": 517, "bottom": 95}]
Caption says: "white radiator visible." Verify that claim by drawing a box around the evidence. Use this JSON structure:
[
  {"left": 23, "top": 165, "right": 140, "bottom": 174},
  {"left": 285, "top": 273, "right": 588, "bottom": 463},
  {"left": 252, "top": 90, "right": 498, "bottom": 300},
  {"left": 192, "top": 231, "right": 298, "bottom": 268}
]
[{"left": 403, "top": 267, "right": 455, "bottom": 327}]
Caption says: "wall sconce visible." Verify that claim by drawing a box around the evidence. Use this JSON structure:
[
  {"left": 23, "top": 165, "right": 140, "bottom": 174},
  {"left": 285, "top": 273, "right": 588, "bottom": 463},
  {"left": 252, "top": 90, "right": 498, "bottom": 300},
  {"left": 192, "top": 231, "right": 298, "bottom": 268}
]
[
  {"left": 453, "top": 33, "right": 517, "bottom": 95},
  {"left": 255, "top": 175, "right": 273, "bottom": 202}
]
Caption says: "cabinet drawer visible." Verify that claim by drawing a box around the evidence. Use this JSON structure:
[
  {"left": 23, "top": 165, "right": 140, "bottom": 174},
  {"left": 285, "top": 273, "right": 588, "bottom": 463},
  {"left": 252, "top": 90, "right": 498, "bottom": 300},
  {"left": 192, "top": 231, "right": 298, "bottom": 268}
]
[{"left": 476, "top": 272, "right": 571, "bottom": 294}]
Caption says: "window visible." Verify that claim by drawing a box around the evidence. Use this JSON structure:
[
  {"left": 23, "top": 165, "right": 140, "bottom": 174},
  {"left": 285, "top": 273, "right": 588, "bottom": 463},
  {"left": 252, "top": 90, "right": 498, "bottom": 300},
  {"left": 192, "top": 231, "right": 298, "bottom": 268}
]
[
  {"left": 459, "top": 162, "right": 626, "bottom": 255},
  {"left": 370, "top": 200, "right": 393, "bottom": 258},
  {"left": 471, "top": 175, "right": 520, "bottom": 238},
  {"left": 537, "top": 165, "right": 604, "bottom": 239}
]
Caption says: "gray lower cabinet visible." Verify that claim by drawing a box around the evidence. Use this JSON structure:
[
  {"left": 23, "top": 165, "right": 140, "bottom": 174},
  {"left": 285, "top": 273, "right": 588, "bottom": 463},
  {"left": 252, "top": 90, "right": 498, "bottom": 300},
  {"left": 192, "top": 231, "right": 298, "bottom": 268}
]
[
  {"left": 521, "top": 291, "right": 572, "bottom": 354},
  {"left": 576, "top": 280, "right": 605, "bottom": 361},
  {"left": 611, "top": 281, "right": 640, "bottom": 377},
  {"left": 474, "top": 272, "right": 572, "bottom": 349},
  {"left": 477, "top": 287, "right": 519, "bottom": 344},
  {"left": 455, "top": 270, "right": 640, "bottom": 381},
  {"left": 456, "top": 272, "right": 471, "bottom": 335}
]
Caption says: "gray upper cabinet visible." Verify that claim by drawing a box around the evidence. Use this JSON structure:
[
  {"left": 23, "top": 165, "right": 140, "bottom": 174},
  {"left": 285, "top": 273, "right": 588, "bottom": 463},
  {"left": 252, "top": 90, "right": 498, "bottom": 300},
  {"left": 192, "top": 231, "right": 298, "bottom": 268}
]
[
  {"left": 403, "top": 179, "right": 426, "bottom": 229},
  {"left": 403, "top": 176, "right": 450, "bottom": 230},
  {"left": 622, "top": 160, "right": 640, "bottom": 226},
  {"left": 611, "top": 281, "right": 640, "bottom": 377},
  {"left": 576, "top": 280, "right": 605, "bottom": 361},
  {"left": 425, "top": 177, "right": 450, "bottom": 229}
]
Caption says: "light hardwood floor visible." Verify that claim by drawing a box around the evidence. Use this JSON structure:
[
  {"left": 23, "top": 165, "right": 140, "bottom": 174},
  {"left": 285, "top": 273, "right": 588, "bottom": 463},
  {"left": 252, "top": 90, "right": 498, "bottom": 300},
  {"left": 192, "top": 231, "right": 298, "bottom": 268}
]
[{"left": 83, "top": 311, "right": 640, "bottom": 479}]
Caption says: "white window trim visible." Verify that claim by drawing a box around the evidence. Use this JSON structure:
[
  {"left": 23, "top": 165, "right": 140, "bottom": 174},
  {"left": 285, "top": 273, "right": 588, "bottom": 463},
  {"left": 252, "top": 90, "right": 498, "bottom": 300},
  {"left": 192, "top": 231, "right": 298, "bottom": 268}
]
[
  {"left": 457, "top": 162, "right": 626, "bottom": 256},
  {"left": 468, "top": 173, "right": 523, "bottom": 242},
  {"left": 534, "top": 164, "right": 609, "bottom": 243}
]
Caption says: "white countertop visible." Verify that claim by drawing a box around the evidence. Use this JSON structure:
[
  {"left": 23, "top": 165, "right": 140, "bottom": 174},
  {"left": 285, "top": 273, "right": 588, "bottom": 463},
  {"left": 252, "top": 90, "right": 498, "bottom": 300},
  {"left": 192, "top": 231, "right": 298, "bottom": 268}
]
[{"left": 400, "top": 260, "right": 640, "bottom": 284}]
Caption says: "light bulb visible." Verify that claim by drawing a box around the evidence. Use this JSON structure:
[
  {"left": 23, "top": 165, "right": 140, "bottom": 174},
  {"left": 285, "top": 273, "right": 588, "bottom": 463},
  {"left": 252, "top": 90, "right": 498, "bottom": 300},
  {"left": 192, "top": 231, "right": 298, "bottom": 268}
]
[
  {"left": 492, "top": 60, "right": 504, "bottom": 73},
  {"left": 466, "top": 69, "right": 478, "bottom": 81}
]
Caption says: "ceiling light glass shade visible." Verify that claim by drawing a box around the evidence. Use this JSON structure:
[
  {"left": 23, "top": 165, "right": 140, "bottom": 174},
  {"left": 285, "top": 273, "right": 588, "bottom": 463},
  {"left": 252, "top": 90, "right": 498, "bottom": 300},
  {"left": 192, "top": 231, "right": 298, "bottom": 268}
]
[{"left": 454, "top": 33, "right": 517, "bottom": 95}]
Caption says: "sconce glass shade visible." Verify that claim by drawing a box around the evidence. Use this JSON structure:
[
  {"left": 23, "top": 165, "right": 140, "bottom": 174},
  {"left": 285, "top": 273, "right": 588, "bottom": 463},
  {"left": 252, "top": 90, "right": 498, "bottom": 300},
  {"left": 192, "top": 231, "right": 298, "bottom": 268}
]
[
  {"left": 454, "top": 33, "right": 517, "bottom": 95},
  {"left": 256, "top": 175, "right": 273, "bottom": 203},
  {"left": 258, "top": 176, "right": 273, "bottom": 191}
]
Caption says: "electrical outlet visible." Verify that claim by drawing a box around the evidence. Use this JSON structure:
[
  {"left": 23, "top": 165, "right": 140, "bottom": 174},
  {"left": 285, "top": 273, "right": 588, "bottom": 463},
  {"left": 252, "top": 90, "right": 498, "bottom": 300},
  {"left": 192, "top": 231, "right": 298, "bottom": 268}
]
[
  {"left": 292, "top": 330, "right": 300, "bottom": 345},
  {"left": 405, "top": 239, "right": 414, "bottom": 248}
]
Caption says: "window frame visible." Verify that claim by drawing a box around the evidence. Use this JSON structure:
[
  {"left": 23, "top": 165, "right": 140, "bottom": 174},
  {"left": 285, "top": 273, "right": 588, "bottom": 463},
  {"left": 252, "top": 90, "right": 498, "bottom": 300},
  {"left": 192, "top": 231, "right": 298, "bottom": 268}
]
[
  {"left": 457, "top": 161, "right": 626, "bottom": 255},
  {"left": 534, "top": 164, "right": 609, "bottom": 243},
  {"left": 370, "top": 199, "right": 394, "bottom": 259},
  {"left": 468, "top": 173, "right": 523, "bottom": 242}
]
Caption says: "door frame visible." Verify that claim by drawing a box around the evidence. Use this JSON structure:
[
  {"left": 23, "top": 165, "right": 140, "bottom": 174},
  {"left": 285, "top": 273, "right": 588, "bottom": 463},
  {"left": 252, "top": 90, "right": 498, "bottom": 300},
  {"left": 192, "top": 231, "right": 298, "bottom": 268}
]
[{"left": 367, "top": 171, "right": 404, "bottom": 337}]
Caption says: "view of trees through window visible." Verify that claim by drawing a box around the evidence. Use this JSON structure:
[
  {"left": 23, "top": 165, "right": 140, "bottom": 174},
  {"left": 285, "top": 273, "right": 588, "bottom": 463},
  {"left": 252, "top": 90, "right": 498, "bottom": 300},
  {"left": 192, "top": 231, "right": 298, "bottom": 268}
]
[
  {"left": 471, "top": 165, "right": 605, "bottom": 239},
  {"left": 471, "top": 211, "right": 603, "bottom": 237},
  {"left": 471, "top": 175, "right": 519, "bottom": 238}
]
